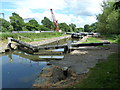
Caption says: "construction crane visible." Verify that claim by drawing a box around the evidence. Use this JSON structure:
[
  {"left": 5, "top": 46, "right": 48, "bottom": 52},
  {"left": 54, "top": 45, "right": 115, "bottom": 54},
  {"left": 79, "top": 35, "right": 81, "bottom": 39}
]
[{"left": 50, "top": 9, "right": 59, "bottom": 32}]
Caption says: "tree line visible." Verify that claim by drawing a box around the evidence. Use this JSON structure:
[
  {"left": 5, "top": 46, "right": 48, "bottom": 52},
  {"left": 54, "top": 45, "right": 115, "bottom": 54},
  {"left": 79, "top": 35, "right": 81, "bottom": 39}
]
[
  {"left": 1, "top": 1, "right": 119, "bottom": 34},
  {"left": 96, "top": 1, "right": 120, "bottom": 35},
  {"left": 0, "top": 12, "right": 97, "bottom": 33},
  {"left": 82, "top": 1, "right": 120, "bottom": 35}
]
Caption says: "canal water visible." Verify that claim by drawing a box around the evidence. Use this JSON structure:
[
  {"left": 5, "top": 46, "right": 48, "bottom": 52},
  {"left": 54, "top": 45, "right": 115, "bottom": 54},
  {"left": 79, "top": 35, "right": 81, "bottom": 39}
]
[
  {"left": 1, "top": 50, "right": 64, "bottom": 88},
  {"left": 1, "top": 38, "right": 80, "bottom": 88}
]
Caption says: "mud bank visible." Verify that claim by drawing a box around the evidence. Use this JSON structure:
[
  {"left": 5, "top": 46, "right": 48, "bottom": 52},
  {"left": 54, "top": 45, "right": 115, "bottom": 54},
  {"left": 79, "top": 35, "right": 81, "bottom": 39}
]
[{"left": 33, "top": 65, "right": 77, "bottom": 88}]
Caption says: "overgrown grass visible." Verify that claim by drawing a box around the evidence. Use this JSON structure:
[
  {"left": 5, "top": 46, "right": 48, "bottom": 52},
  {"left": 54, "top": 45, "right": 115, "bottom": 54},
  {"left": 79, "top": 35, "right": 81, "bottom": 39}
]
[
  {"left": 81, "top": 35, "right": 120, "bottom": 44},
  {"left": 71, "top": 53, "right": 119, "bottom": 88},
  {"left": 0, "top": 32, "right": 64, "bottom": 42},
  {"left": 81, "top": 37, "right": 102, "bottom": 43},
  {"left": 103, "top": 35, "right": 120, "bottom": 44}
]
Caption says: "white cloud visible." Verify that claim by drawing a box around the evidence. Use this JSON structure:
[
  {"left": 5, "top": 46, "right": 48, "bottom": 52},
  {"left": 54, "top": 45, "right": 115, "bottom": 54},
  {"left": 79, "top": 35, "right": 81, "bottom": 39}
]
[
  {"left": 2, "top": 0, "right": 21, "bottom": 2},
  {"left": 2, "top": 0, "right": 104, "bottom": 28},
  {"left": 13, "top": 0, "right": 67, "bottom": 10},
  {"left": 64, "top": 0, "right": 103, "bottom": 16}
]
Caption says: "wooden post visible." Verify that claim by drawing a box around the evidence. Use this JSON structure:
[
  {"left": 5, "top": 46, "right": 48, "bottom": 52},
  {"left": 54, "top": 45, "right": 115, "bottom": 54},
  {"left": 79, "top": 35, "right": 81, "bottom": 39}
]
[
  {"left": 67, "top": 40, "right": 72, "bottom": 53},
  {"left": 56, "top": 40, "right": 59, "bottom": 46}
]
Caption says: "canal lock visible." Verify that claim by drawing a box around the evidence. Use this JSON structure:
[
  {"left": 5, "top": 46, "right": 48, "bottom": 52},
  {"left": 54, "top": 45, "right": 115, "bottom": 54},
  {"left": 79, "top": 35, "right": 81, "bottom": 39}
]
[{"left": 1, "top": 37, "right": 80, "bottom": 88}]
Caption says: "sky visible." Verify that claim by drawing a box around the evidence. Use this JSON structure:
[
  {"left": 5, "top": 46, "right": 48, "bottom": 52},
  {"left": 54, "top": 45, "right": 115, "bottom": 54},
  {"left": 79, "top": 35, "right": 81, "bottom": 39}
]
[{"left": 1, "top": 0, "right": 104, "bottom": 28}]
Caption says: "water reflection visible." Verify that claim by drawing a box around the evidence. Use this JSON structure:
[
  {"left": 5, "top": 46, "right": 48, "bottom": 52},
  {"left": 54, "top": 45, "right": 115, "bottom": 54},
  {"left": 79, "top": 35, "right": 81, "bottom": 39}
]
[
  {"left": 1, "top": 49, "right": 65, "bottom": 88},
  {"left": 12, "top": 50, "right": 64, "bottom": 61},
  {"left": 1, "top": 37, "right": 80, "bottom": 88},
  {"left": 8, "top": 54, "right": 13, "bottom": 63},
  {"left": 1, "top": 52, "right": 48, "bottom": 88}
]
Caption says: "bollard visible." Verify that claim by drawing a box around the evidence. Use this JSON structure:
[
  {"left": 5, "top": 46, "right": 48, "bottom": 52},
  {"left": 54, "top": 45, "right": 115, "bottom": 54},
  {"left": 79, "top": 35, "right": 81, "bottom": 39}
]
[
  {"left": 67, "top": 40, "right": 72, "bottom": 53},
  {"left": 56, "top": 40, "right": 59, "bottom": 46}
]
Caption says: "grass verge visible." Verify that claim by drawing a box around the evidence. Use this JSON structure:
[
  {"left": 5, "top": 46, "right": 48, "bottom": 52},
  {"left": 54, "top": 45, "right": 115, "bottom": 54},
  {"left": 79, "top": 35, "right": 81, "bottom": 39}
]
[
  {"left": 0, "top": 32, "right": 64, "bottom": 42},
  {"left": 71, "top": 53, "right": 119, "bottom": 88},
  {"left": 81, "top": 37, "right": 102, "bottom": 43},
  {"left": 103, "top": 35, "right": 120, "bottom": 44}
]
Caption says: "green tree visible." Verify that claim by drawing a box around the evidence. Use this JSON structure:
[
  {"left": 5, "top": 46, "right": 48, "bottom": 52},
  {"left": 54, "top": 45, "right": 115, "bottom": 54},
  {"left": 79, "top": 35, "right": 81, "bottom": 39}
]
[
  {"left": 97, "top": 1, "right": 120, "bottom": 35},
  {"left": 41, "top": 17, "right": 55, "bottom": 30},
  {"left": 84, "top": 24, "right": 90, "bottom": 32},
  {"left": 69, "top": 27, "right": 73, "bottom": 32},
  {"left": 39, "top": 25, "right": 50, "bottom": 31},
  {"left": 0, "top": 18, "right": 11, "bottom": 32},
  {"left": 69, "top": 23, "right": 77, "bottom": 32},
  {"left": 25, "top": 19, "right": 40, "bottom": 31},
  {"left": 97, "top": 1, "right": 113, "bottom": 34},
  {"left": 9, "top": 13, "right": 25, "bottom": 31},
  {"left": 106, "top": 10, "right": 119, "bottom": 34},
  {"left": 77, "top": 27, "right": 84, "bottom": 32},
  {"left": 113, "top": 1, "right": 120, "bottom": 10},
  {"left": 89, "top": 22, "right": 98, "bottom": 32},
  {"left": 59, "top": 23, "right": 70, "bottom": 32}
]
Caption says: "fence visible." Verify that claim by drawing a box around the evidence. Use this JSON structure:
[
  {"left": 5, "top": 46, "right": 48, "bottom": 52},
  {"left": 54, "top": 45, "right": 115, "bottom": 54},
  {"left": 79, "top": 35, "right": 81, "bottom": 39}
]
[{"left": 12, "top": 31, "right": 55, "bottom": 33}]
